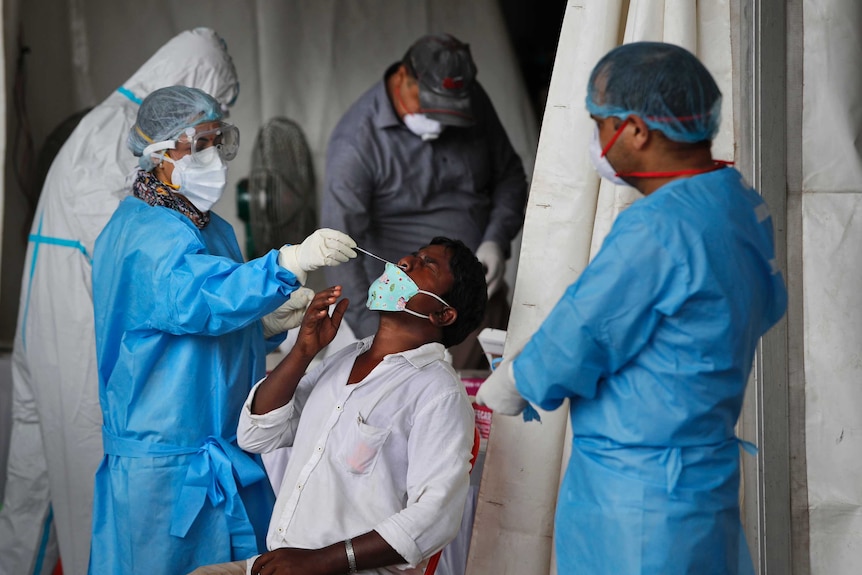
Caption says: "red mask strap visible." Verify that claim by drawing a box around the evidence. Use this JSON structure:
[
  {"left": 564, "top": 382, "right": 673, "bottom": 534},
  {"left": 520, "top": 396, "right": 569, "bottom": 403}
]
[
  {"left": 393, "top": 74, "right": 414, "bottom": 117},
  {"left": 601, "top": 119, "right": 629, "bottom": 157},
  {"left": 618, "top": 160, "right": 734, "bottom": 179}
]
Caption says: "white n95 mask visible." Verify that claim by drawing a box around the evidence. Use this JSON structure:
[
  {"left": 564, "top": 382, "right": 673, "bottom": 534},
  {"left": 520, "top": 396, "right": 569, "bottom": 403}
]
[
  {"left": 403, "top": 113, "right": 443, "bottom": 141},
  {"left": 588, "top": 125, "right": 628, "bottom": 187},
  {"left": 166, "top": 146, "right": 228, "bottom": 212}
]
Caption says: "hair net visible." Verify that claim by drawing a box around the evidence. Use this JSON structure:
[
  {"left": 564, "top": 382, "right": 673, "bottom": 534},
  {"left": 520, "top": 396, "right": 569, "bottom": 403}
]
[
  {"left": 586, "top": 42, "right": 721, "bottom": 143},
  {"left": 129, "top": 85, "right": 224, "bottom": 170}
]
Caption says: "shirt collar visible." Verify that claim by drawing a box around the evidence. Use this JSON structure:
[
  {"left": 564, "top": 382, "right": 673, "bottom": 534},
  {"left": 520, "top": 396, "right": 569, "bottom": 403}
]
[
  {"left": 355, "top": 337, "right": 448, "bottom": 369},
  {"left": 373, "top": 62, "right": 404, "bottom": 129}
]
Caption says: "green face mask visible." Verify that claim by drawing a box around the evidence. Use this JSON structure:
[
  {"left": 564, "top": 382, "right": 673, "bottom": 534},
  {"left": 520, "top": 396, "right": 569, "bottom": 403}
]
[{"left": 366, "top": 262, "right": 450, "bottom": 319}]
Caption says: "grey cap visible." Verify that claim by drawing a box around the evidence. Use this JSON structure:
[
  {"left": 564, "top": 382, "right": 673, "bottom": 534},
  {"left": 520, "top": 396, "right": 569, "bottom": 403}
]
[{"left": 403, "top": 34, "right": 477, "bottom": 127}]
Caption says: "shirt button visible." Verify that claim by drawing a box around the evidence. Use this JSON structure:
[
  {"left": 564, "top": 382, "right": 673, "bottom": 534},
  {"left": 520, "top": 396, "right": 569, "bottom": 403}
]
[
  {"left": 297, "top": 483, "right": 302, "bottom": 490},
  {"left": 336, "top": 405, "right": 342, "bottom": 411},
  {"left": 278, "top": 527, "right": 284, "bottom": 533},
  {"left": 316, "top": 446, "right": 323, "bottom": 452}
]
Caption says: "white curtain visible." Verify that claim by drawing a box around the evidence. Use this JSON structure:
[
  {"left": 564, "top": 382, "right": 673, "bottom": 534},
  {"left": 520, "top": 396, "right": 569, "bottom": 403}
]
[
  {"left": 802, "top": 0, "right": 862, "bottom": 573},
  {"left": 0, "top": 0, "right": 13, "bottom": 502},
  {"left": 468, "top": 2, "right": 733, "bottom": 573},
  {"left": 0, "top": 0, "right": 6, "bottom": 296}
]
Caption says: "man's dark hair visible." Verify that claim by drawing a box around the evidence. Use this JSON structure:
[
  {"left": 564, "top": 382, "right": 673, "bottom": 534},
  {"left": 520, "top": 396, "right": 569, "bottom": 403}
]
[{"left": 429, "top": 237, "right": 487, "bottom": 347}]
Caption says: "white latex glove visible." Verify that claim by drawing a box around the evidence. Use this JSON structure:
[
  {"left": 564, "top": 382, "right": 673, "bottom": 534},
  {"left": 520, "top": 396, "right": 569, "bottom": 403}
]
[
  {"left": 476, "top": 240, "right": 505, "bottom": 297},
  {"left": 278, "top": 228, "right": 357, "bottom": 285},
  {"left": 261, "top": 287, "right": 314, "bottom": 338},
  {"left": 475, "top": 356, "right": 528, "bottom": 416}
]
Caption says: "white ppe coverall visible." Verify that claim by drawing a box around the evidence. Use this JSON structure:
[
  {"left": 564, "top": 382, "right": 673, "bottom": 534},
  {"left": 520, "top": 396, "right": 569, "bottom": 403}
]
[{"left": 0, "top": 28, "right": 238, "bottom": 575}]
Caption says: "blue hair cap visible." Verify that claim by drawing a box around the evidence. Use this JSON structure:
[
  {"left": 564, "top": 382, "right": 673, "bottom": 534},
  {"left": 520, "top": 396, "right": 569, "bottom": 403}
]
[
  {"left": 128, "top": 85, "right": 224, "bottom": 170},
  {"left": 586, "top": 42, "right": 721, "bottom": 143}
]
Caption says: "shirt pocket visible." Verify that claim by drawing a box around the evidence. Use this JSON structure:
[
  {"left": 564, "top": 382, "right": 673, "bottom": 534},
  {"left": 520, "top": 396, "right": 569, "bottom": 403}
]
[{"left": 339, "top": 417, "right": 391, "bottom": 476}]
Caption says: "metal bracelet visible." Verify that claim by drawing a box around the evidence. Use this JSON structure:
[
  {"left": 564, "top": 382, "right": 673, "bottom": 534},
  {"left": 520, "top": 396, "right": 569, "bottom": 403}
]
[{"left": 345, "top": 538, "right": 358, "bottom": 574}]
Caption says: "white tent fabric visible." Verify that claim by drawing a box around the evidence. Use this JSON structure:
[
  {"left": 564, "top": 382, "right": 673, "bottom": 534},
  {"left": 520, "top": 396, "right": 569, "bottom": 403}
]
[
  {"left": 802, "top": 1, "right": 862, "bottom": 573},
  {"left": 468, "top": 2, "right": 734, "bottom": 573},
  {"left": 0, "top": 3, "right": 537, "bottom": 575},
  {"left": 0, "top": 0, "right": 9, "bottom": 500},
  {"left": 0, "top": 0, "right": 5, "bottom": 304}
]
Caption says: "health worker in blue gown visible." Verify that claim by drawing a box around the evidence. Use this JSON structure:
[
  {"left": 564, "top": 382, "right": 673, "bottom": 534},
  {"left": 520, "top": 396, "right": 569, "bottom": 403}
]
[
  {"left": 477, "top": 42, "right": 787, "bottom": 575},
  {"left": 89, "top": 85, "right": 357, "bottom": 575}
]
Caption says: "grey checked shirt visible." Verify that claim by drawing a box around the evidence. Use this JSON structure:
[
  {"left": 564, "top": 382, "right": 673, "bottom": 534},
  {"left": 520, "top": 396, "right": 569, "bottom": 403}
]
[{"left": 322, "top": 65, "right": 528, "bottom": 337}]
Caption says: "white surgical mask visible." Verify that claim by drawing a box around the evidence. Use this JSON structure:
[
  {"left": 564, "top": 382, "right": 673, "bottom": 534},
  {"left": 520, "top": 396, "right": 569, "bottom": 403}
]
[
  {"left": 403, "top": 113, "right": 443, "bottom": 141},
  {"left": 588, "top": 125, "right": 628, "bottom": 187},
  {"left": 163, "top": 146, "right": 227, "bottom": 212}
]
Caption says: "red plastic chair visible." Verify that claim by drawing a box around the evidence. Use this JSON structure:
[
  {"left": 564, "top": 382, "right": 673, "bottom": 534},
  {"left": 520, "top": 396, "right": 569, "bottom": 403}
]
[{"left": 423, "top": 426, "right": 482, "bottom": 575}]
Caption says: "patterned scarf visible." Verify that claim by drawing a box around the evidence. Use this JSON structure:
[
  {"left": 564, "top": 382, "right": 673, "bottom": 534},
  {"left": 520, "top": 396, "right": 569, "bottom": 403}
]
[{"left": 132, "top": 169, "right": 210, "bottom": 229}]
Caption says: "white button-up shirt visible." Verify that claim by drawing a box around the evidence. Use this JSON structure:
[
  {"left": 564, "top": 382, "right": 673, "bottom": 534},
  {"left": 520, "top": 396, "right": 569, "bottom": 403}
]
[{"left": 237, "top": 338, "right": 475, "bottom": 573}]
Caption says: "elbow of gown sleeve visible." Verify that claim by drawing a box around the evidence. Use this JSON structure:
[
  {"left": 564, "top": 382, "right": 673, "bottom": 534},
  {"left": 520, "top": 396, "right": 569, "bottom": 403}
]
[
  {"left": 513, "top": 330, "right": 605, "bottom": 409},
  {"left": 162, "top": 249, "right": 302, "bottom": 336}
]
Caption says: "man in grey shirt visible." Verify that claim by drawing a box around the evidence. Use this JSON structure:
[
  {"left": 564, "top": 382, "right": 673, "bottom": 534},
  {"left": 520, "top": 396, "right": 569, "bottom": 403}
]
[{"left": 322, "top": 33, "right": 527, "bottom": 368}]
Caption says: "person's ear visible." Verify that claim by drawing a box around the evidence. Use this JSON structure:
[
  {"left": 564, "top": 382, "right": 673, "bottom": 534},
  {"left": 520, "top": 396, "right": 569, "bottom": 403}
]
[
  {"left": 627, "top": 115, "right": 651, "bottom": 150},
  {"left": 430, "top": 306, "right": 457, "bottom": 328}
]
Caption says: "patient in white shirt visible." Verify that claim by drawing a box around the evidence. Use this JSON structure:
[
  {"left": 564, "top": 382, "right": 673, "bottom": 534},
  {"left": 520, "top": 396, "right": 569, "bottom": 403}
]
[{"left": 191, "top": 237, "right": 487, "bottom": 575}]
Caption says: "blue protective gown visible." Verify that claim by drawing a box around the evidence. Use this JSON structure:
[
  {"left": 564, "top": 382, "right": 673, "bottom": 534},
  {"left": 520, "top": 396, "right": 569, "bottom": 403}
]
[
  {"left": 514, "top": 168, "right": 787, "bottom": 575},
  {"left": 90, "top": 197, "right": 301, "bottom": 575}
]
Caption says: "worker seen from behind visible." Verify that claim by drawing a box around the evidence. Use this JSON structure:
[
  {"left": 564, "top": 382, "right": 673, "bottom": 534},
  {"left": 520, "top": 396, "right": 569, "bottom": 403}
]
[
  {"left": 0, "top": 28, "right": 239, "bottom": 575},
  {"left": 89, "top": 85, "right": 357, "bottom": 575},
  {"left": 477, "top": 41, "right": 788, "bottom": 575},
  {"left": 322, "top": 33, "right": 527, "bottom": 369},
  {"left": 190, "top": 237, "right": 486, "bottom": 575}
]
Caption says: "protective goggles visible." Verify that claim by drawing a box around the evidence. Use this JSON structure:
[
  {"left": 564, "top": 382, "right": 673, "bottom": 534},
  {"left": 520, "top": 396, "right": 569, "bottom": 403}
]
[{"left": 142, "top": 122, "right": 240, "bottom": 162}]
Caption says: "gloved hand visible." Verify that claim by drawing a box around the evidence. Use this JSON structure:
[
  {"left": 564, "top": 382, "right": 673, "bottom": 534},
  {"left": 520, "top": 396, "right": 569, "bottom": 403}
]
[
  {"left": 476, "top": 241, "right": 505, "bottom": 297},
  {"left": 475, "top": 356, "right": 529, "bottom": 416},
  {"left": 278, "top": 228, "right": 357, "bottom": 285},
  {"left": 261, "top": 287, "right": 314, "bottom": 338}
]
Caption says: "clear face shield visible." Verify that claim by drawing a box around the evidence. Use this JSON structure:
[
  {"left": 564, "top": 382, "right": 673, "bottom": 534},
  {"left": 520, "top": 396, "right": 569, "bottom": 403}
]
[
  {"left": 142, "top": 121, "right": 240, "bottom": 163},
  {"left": 177, "top": 122, "right": 240, "bottom": 161}
]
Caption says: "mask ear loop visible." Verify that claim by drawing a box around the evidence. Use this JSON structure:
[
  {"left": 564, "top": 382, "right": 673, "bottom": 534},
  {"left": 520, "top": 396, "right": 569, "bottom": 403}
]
[
  {"left": 393, "top": 72, "right": 414, "bottom": 118},
  {"left": 141, "top": 141, "right": 176, "bottom": 174},
  {"left": 402, "top": 289, "right": 452, "bottom": 320},
  {"left": 154, "top": 151, "right": 181, "bottom": 190},
  {"left": 415, "top": 290, "right": 450, "bottom": 308},
  {"left": 600, "top": 118, "right": 629, "bottom": 157},
  {"left": 601, "top": 117, "right": 733, "bottom": 179},
  {"left": 618, "top": 161, "right": 734, "bottom": 179}
]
